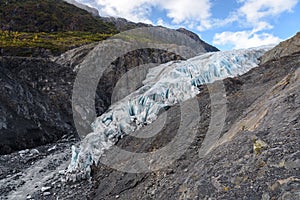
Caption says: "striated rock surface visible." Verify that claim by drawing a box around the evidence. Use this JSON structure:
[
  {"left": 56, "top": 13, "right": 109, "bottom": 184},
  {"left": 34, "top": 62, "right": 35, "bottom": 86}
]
[
  {"left": 0, "top": 57, "right": 76, "bottom": 154},
  {"left": 176, "top": 28, "right": 219, "bottom": 52},
  {"left": 53, "top": 42, "right": 98, "bottom": 69},
  {"left": 260, "top": 32, "right": 300, "bottom": 64}
]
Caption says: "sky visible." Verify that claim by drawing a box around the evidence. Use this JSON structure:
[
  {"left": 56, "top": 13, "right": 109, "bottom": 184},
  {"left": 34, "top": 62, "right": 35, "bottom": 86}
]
[{"left": 76, "top": 0, "right": 300, "bottom": 50}]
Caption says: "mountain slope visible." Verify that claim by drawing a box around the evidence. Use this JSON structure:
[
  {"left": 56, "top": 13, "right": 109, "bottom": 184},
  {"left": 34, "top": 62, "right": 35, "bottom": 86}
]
[
  {"left": 60, "top": 1, "right": 218, "bottom": 52},
  {"left": 0, "top": 0, "right": 116, "bottom": 33},
  {"left": 63, "top": 0, "right": 100, "bottom": 16},
  {"left": 0, "top": 0, "right": 218, "bottom": 57},
  {"left": 0, "top": 32, "right": 298, "bottom": 200},
  {"left": 0, "top": 33, "right": 299, "bottom": 200},
  {"left": 87, "top": 32, "right": 300, "bottom": 200},
  {"left": 0, "top": 0, "right": 118, "bottom": 56},
  {"left": 0, "top": 57, "right": 77, "bottom": 153},
  {"left": 0, "top": 24, "right": 219, "bottom": 154},
  {"left": 0, "top": 0, "right": 219, "bottom": 154},
  {"left": 176, "top": 28, "right": 219, "bottom": 52},
  {"left": 1, "top": 1, "right": 298, "bottom": 199},
  {"left": 260, "top": 32, "right": 300, "bottom": 64}
]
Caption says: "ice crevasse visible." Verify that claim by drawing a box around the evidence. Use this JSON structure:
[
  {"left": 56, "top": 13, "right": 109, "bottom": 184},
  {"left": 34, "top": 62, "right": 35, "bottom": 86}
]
[{"left": 67, "top": 46, "right": 271, "bottom": 179}]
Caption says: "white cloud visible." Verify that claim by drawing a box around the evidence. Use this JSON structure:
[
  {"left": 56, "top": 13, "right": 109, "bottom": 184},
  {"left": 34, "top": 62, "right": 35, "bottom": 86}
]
[
  {"left": 212, "top": 0, "right": 298, "bottom": 49},
  {"left": 239, "top": 0, "right": 298, "bottom": 24},
  {"left": 251, "top": 21, "right": 273, "bottom": 33},
  {"left": 156, "top": 18, "right": 179, "bottom": 29},
  {"left": 211, "top": 0, "right": 299, "bottom": 32},
  {"left": 160, "top": 0, "right": 211, "bottom": 24},
  {"left": 196, "top": 19, "right": 212, "bottom": 31},
  {"left": 93, "top": 0, "right": 212, "bottom": 28},
  {"left": 213, "top": 31, "right": 281, "bottom": 49},
  {"left": 81, "top": 0, "right": 298, "bottom": 33},
  {"left": 94, "top": 0, "right": 154, "bottom": 23},
  {"left": 209, "top": 14, "right": 239, "bottom": 29}
]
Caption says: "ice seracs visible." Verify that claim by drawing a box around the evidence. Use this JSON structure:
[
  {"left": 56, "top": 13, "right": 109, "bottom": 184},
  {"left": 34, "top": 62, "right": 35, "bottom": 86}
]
[{"left": 67, "top": 46, "right": 271, "bottom": 178}]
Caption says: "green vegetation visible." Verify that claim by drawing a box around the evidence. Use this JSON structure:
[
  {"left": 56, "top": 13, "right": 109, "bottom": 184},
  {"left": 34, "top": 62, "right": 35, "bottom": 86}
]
[
  {"left": 253, "top": 139, "right": 268, "bottom": 155},
  {"left": 114, "top": 32, "right": 165, "bottom": 44},
  {"left": 0, "top": 30, "right": 113, "bottom": 56},
  {"left": 0, "top": 0, "right": 119, "bottom": 56}
]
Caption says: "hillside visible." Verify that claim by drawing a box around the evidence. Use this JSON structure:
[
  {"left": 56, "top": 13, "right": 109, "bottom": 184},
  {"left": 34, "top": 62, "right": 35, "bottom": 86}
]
[
  {"left": 0, "top": 24, "right": 217, "bottom": 155},
  {"left": 0, "top": 1, "right": 298, "bottom": 200},
  {"left": 88, "top": 34, "right": 300, "bottom": 200},
  {"left": 0, "top": 32, "right": 299, "bottom": 199},
  {"left": 0, "top": 0, "right": 218, "bottom": 155},
  {"left": 260, "top": 32, "right": 300, "bottom": 64},
  {"left": 0, "top": 0, "right": 218, "bottom": 57},
  {"left": 63, "top": 0, "right": 100, "bottom": 16},
  {"left": 0, "top": 0, "right": 117, "bottom": 56},
  {"left": 1, "top": 0, "right": 116, "bottom": 33}
]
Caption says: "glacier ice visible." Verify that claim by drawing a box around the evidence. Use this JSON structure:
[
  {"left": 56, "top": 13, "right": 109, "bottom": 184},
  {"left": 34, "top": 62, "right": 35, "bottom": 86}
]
[{"left": 67, "top": 47, "right": 271, "bottom": 178}]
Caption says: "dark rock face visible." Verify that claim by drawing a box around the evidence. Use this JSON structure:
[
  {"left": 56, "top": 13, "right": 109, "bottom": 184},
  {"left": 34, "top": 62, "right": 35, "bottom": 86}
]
[{"left": 0, "top": 57, "right": 76, "bottom": 154}]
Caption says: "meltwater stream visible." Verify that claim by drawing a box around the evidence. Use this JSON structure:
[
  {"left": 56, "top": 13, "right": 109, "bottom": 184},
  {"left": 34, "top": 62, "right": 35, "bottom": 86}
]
[{"left": 67, "top": 47, "right": 271, "bottom": 178}]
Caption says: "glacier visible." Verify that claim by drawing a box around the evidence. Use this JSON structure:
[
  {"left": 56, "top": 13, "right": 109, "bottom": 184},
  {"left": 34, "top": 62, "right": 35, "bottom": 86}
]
[{"left": 67, "top": 47, "right": 271, "bottom": 179}]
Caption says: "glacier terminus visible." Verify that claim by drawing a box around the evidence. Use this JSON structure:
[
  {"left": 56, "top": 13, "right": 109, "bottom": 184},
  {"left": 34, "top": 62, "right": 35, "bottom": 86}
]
[{"left": 67, "top": 46, "right": 272, "bottom": 179}]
